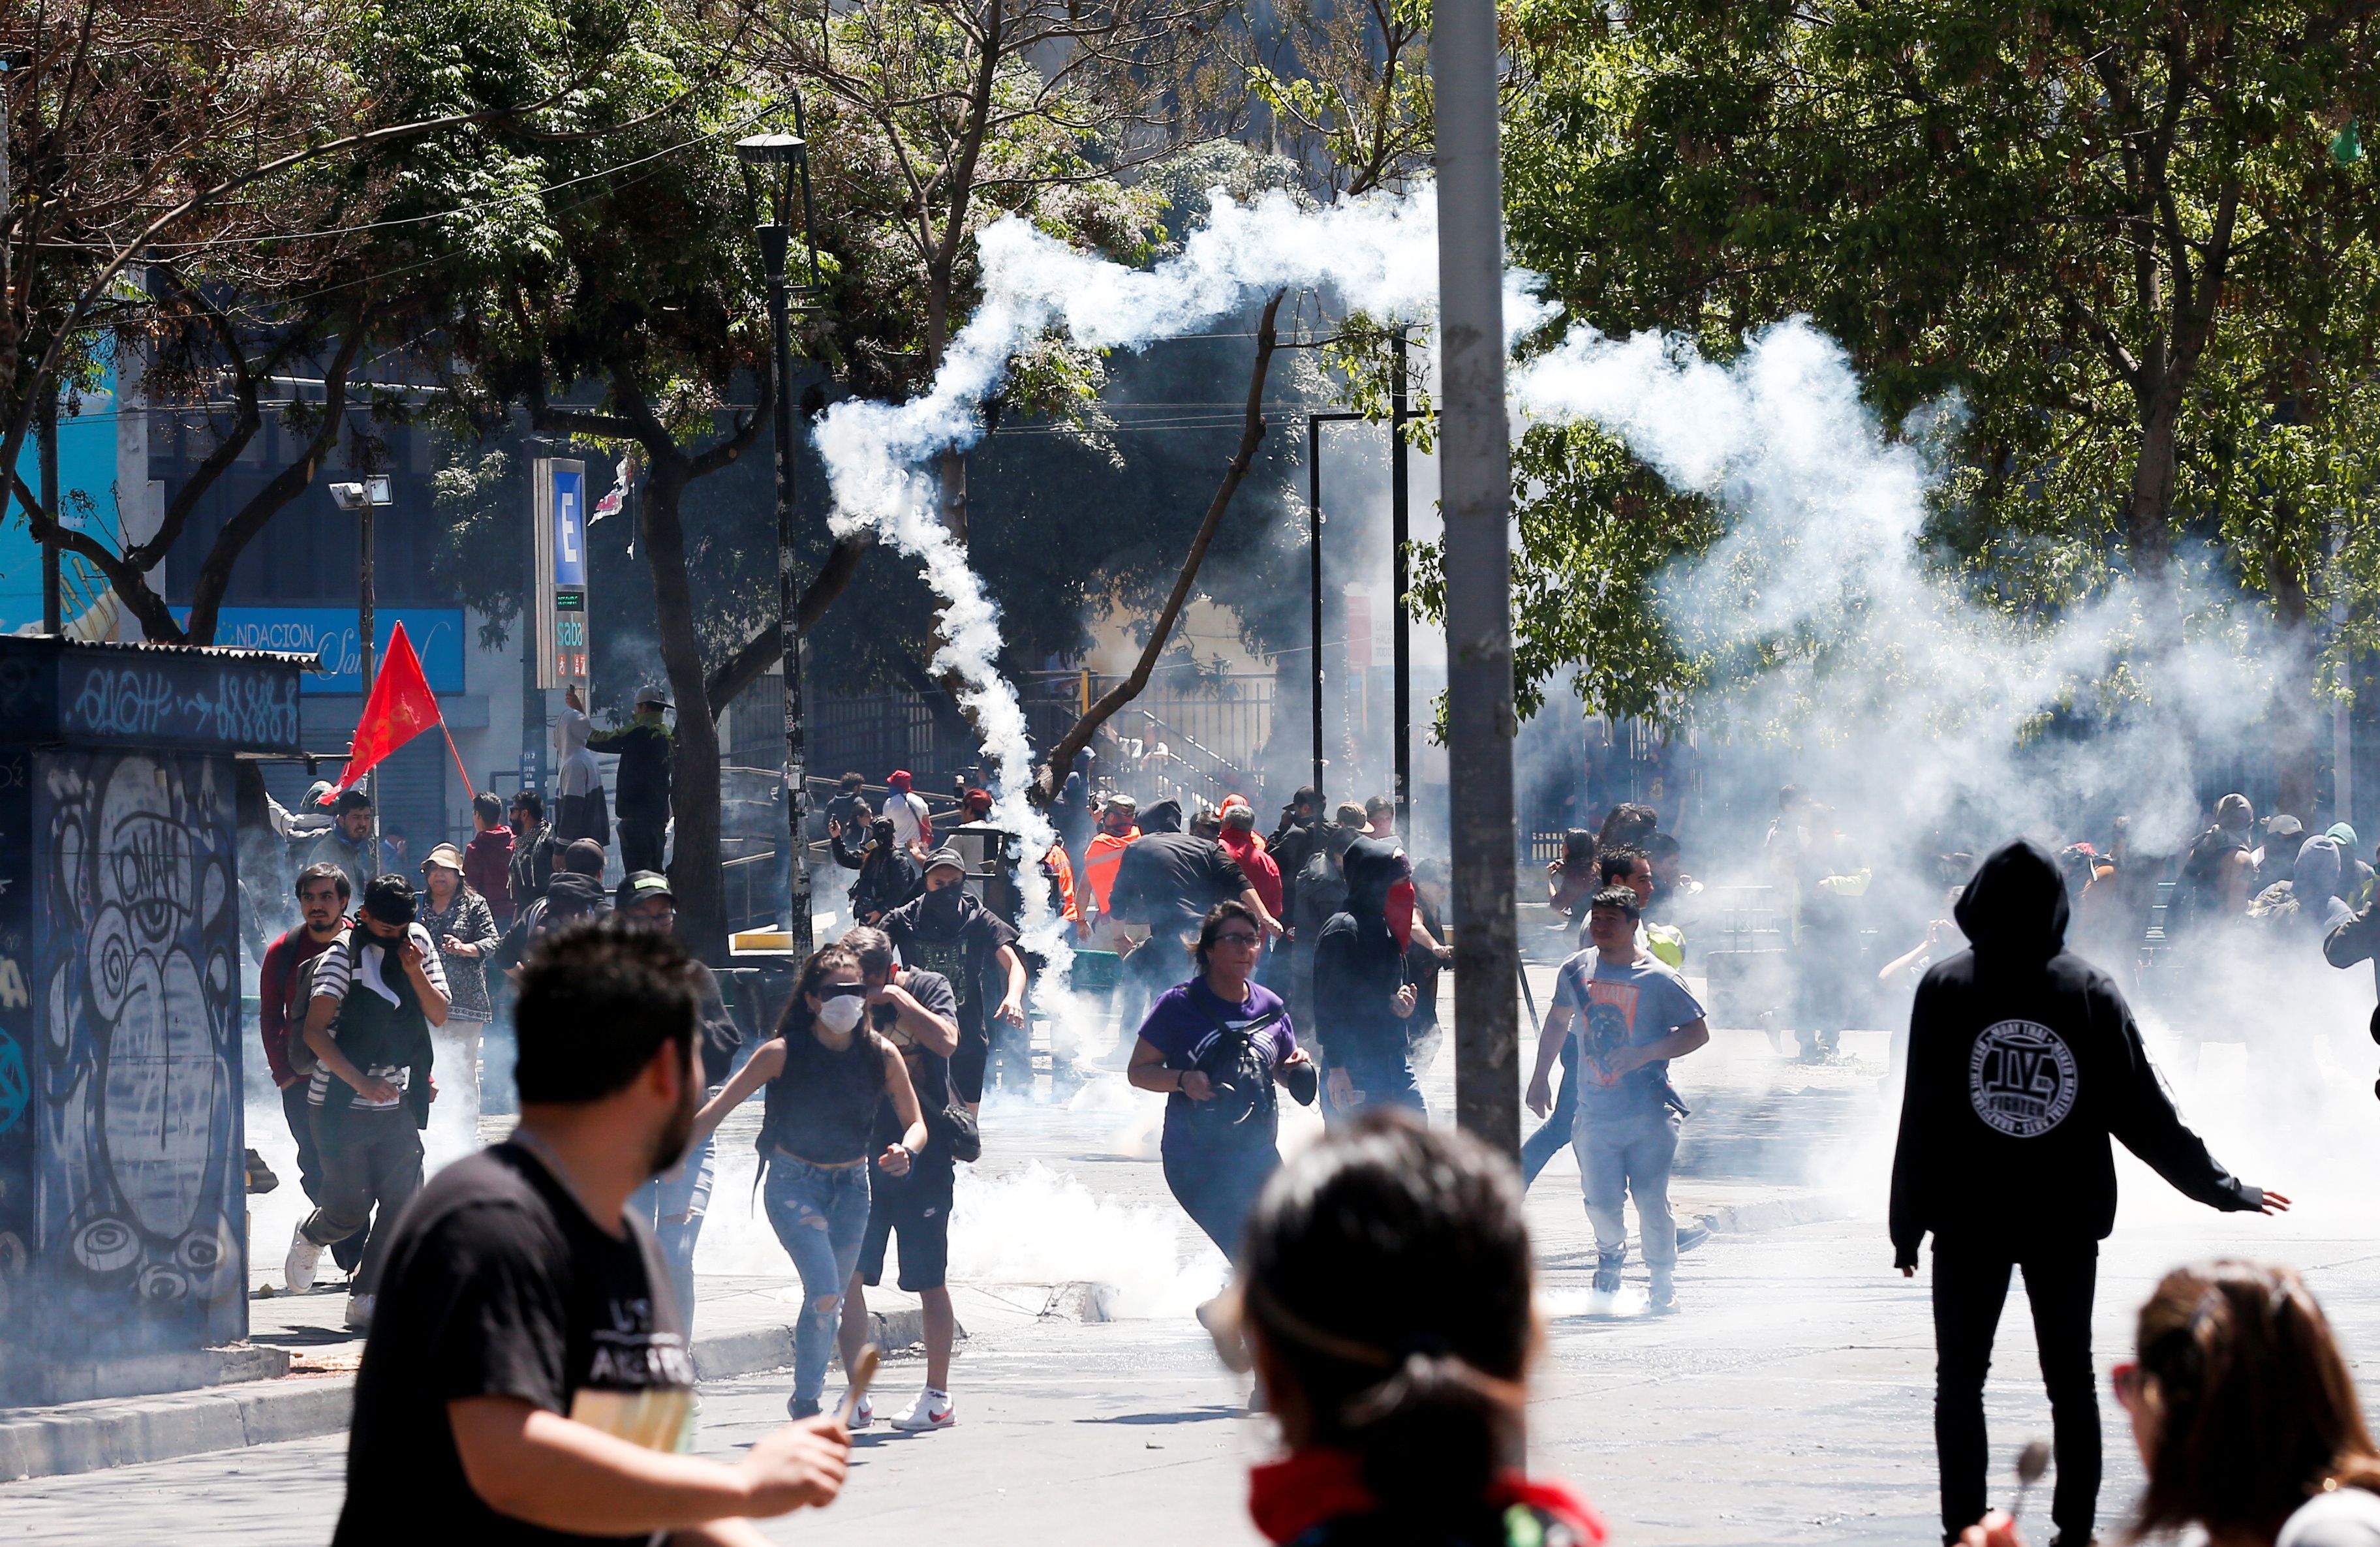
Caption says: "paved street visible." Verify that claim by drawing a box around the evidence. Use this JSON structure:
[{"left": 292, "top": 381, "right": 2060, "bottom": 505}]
[{"left": 8, "top": 970, "right": 2380, "bottom": 1545}]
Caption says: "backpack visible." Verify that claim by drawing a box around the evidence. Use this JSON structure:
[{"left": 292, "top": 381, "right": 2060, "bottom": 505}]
[
  {"left": 280, "top": 930, "right": 350, "bottom": 1078},
  {"left": 2172, "top": 826, "right": 2248, "bottom": 931},
  {"left": 1178, "top": 996, "right": 1284, "bottom": 1142}
]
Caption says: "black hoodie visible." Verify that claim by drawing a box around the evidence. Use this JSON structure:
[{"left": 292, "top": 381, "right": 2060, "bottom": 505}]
[
  {"left": 1312, "top": 838, "right": 1412, "bottom": 1067},
  {"left": 1889, "top": 838, "right": 2261, "bottom": 1270}
]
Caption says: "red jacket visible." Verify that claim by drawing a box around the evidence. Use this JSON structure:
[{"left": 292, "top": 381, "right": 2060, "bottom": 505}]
[
  {"left": 1218, "top": 828, "right": 1282, "bottom": 919},
  {"left": 465, "top": 827, "right": 516, "bottom": 923}
]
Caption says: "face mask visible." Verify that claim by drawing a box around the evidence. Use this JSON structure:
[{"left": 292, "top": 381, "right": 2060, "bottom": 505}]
[
  {"left": 921, "top": 885, "right": 964, "bottom": 921},
  {"left": 1387, "top": 877, "right": 1417, "bottom": 951},
  {"left": 816, "top": 994, "right": 865, "bottom": 1034}
]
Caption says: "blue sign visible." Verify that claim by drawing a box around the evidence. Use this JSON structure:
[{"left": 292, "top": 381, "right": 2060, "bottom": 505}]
[
  {"left": 193, "top": 607, "right": 467, "bottom": 694},
  {"left": 552, "top": 468, "right": 586, "bottom": 587}
]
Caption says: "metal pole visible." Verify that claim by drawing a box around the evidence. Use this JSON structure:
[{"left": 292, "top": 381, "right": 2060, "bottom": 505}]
[
  {"left": 38, "top": 389, "right": 59, "bottom": 635},
  {"left": 360, "top": 495, "right": 380, "bottom": 870},
  {"left": 1308, "top": 414, "right": 1324, "bottom": 796},
  {"left": 763, "top": 195, "right": 812, "bottom": 960},
  {"left": 1391, "top": 329, "right": 1411, "bottom": 842},
  {"left": 1436, "top": 0, "right": 1519, "bottom": 1156}
]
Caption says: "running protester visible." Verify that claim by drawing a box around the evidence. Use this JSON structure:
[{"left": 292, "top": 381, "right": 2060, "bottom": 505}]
[
  {"left": 1525, "top": 887, "right": 1710, "bottom": 1314},
  {"left": 1892, "top": 838, "right": 2289, "bottom": 1547},
  {"left": 1129, "top": 901, "right": 1318, "bottom": 1255},
  {"left": 1220, "top": 1111, "right": 1607, "bottom": 1547},
  {"left": 693, "top": 943, "right": 929, "bottom": 1420},
  {"left": 880, "top": 850, "right": 1027, "bottom": 1105},
  {"left": 258, "top": 863, "right": 363, "bottom": 1277},
  {"left": 333, "top": 923, "right": 851, "bottom": 1547},
  {"left": 1311, "top": 836, "right": 1424, "bottom": 1117},
  {"left": 837, "top": 927, "right": 966, "bottom": 1433},
  {"left": 286, "top": 876, "right": 452, "bottom": 1331},
  {"left": 1521, "top": 843, "right": 1666, "bottom": 1190}
]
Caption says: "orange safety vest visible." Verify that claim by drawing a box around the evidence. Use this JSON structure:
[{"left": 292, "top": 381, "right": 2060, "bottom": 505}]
[
  {"left": 1084, "top": 827, "right": 1139, "bottom": 913},
  {"left": 1045, "top": 844, "right": 1079, "bottom": 921}
]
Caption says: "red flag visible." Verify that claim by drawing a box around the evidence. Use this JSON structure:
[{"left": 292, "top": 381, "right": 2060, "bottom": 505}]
[{"left": 321, "top": 622, "right": 442, "bottom": 802}]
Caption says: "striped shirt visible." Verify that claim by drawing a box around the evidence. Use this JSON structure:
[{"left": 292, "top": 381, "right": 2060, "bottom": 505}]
[{"left": 307, "top": 924, "right": 449, "bottom": 1110}]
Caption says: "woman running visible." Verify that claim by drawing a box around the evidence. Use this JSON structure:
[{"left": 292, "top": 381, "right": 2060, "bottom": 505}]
[{"left": 694, "top": 942, "right": 928, "bottom": 1418}]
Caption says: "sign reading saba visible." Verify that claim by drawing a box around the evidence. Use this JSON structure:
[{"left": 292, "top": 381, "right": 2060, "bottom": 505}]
[{"left": 0, "top": 638, "right": 306, "bottom": 1404}]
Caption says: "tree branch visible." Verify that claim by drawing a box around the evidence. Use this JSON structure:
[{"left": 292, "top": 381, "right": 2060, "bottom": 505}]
[
  {"left": 1034, "top": 289, "right": 1286, "bottom": 801},
  {"left": 702, "top": 530, "right": 874, "bottom": 711}
]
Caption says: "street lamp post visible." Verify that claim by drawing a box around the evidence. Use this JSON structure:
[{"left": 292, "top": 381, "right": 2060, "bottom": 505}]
[
  {"left": 330, "top": 473, "right": 395, "bottom": 863},
  {"left": 738, "top": 118, "right": 824, "bottom": 959}
]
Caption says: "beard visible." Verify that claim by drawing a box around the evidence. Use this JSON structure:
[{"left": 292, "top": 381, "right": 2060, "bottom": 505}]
[{"left": 646, "top": 1059, "right": 700, "bottom": 1177}]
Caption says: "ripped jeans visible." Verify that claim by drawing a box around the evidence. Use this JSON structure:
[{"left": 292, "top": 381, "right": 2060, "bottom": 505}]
[{"left": 762, "top": 1151, "right": 873, "bottom": 1409}]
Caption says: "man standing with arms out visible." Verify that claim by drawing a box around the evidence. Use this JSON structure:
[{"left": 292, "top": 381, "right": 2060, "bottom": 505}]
[
  {"left": 882, "top": 850, "right": 1027, "bottom": 1107},
  {"left": 463, "top": 792, "right": 515, "bottom": 929},
  {"left": 881, "top": 769, "right": 933, "bottom": 857},
  {"left": 590, "top": 684, "right": 675, "bottom": 874},
  {"left": 837, "top": 927, "right": 965, "bottom": 1433},
  {"left": 1526, "top": 886, "right": 1708, "bottom": 1313},
  {"left": 1892, "top": 838, "right": 2289, "bottom": 1547},
  {"left": 260, "top": 863, "right": 365, "bottom": 1280},
  {"left": 309, "top": 789, "right": 377, "bottom": 899},
  {"left": 508, "top": 789, "right": 558, "bottom": 911},
  {"left": 288, "top": 876, "right": 452, "bottom": 1330},
  {"left": 334, "top": 923, "right": 850, "bottom": 1547},
  {"left": 1312, "top": 835, "right": 1425, "bottom": 1117}
]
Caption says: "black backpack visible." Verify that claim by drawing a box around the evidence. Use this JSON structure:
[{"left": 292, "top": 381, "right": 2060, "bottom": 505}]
[{"left": 1177, "top": 999, "right": 1284, "bottom": 1142}]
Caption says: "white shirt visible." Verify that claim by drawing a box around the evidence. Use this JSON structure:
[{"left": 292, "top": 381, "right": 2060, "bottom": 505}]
[
  {"left": 305, "top": 923, "right": 450, "bottom": 1109},
  {"left": 886, "top": 791, "right": 931, "bottom": 848}
]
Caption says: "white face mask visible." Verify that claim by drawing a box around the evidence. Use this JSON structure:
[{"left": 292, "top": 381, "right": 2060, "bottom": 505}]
[{"left": 816, "top": 994, "right": 865, "bottom": 1034}]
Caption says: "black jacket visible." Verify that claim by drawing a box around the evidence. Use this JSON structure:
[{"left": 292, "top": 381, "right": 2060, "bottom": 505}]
[
  {"left": 1268, "top": 814, "right": 1319, "bottom": 919},
  {"left": 587, "top": 719, "right": 673, "bottom": 822},
  {"left": 493, "top": 871, "right": 613, "bottom": 972},
  {"left": 1312, "top": 838, "right": 1412, "bottom": 1067},
  {"left": 508, "top": 821, "right": 557, "bottom": 908},
  {"left": 1889, "top": 839, "right": 2261, "bottom": 1269}
]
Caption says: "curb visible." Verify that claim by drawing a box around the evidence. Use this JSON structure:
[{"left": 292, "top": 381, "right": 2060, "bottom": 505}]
[
  {"left": 0, "top": 1306, "right": 927, "bottom": 1484},
  {"left": 1699, "top": 1195, "right": 1853, "bottom": 1234}
]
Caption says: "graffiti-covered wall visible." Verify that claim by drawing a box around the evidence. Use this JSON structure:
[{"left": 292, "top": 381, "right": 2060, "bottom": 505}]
[{"left": 25, "top": 752, "right": 246, "bottom": 1367}]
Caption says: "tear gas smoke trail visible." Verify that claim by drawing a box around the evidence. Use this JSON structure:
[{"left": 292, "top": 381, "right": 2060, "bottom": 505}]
[{"left": 812, "top": 187, "right": 1518, "bottom": 1011}]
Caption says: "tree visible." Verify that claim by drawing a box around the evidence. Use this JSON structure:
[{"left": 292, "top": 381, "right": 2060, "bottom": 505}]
[
  {"left": 1240, "top": 0, "right": 1433, "bottom": 198},
  {"left": 1485, "top": 0, "right": 2380, "bottom": 730}
]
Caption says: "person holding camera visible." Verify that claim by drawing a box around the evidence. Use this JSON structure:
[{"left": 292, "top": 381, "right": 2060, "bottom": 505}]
[{"left": 1128, "top": 900, "right": 1318, "bottom": 1259}]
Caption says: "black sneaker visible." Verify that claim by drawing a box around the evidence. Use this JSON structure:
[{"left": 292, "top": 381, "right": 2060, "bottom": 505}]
[
  {"left": 1592, "top": 1252, "right": 1624, "bottom": 1294},
  {"left": 787, "top": 1394, "right": 822, "bottom": 1421},
  {"left": 1676, "top": 1223, "right": 1711, "bottom": 1253},
  {"left": 245, "top": 1148, "right": 281, "bottom": 1195}
]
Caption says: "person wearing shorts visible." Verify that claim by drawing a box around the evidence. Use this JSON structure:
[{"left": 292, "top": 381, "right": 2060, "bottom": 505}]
[{"left": 838, "top": 928, "right": 964, "bottom": 1432}]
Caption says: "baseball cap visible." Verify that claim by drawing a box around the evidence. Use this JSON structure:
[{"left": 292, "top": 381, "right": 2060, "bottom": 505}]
[
  {"left": 888, "top": 770, "right": 914, "bottom": 791},
  {"left": 637, "top": 682, "right": 672, "bottom": 709},
  {"left": 1102, "top": 792, "right": 1138, "bottom": 812},
  {"left": 921, "top": 847, "right": 966, "bottom": 878},
  {"left": 616, "top": 870, "right": 674, "bottom": 908}
]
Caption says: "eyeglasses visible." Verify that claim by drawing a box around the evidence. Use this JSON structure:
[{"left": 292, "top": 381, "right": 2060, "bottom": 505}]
[
  {"left": 2110, "top": 1360, "right": 2143, "bottom": 1408},
  {"left": 1213, "top": 932, "right": 1263, "bottom": 948}
]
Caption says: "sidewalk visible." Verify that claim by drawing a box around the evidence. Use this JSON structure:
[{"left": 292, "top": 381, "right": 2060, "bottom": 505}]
[{"left": 0, "top": 1273, "right": 935, "bottom": 1484}]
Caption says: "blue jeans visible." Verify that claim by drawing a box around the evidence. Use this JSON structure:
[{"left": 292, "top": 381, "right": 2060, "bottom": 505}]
[
  {"left": 1521, "top": 1037, "right": 1580, "bottom": 1187},
  {"left": 631, "top": 1130, "right": 718, "bottom": 1332},
  {"left": 762, "top": 1152, "right": 873, "bottom": 1408},
  {"left": 1576, "top": 1107, "right": 1681, "bottom": 1279}
]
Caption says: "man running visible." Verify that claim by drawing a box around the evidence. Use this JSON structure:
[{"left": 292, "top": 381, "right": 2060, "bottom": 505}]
[
  {"left": 259, "top": 863, "right": 363, "bottom": 1279},
  {"left": 881, "top": 850, "right": 1027, "bottom": 1107}
]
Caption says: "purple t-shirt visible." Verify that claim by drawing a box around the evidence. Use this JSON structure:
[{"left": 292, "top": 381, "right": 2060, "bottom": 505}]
[{"left": 1136, "top": 978, "right": 1297, "bottom": 1152}]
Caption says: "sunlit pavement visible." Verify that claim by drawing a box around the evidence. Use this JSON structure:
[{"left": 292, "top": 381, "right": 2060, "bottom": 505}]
[{"left": 8, "top": 964, "right": 2377, "bottom": 1546}]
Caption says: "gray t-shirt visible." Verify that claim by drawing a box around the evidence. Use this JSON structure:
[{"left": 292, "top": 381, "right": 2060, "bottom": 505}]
[
  {"left": 2280, "top": 1488, "right": 2380, "bottom": 1547},
  {"left": 1552, "top": 950, "right": 1706, "bottom": 1122}
]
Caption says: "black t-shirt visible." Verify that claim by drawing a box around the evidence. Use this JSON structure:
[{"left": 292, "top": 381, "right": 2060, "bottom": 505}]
[
  {"left": 335, "top": 1143, "right": 695, "bottom": 1547},
  {"left": 870, "top": 968, "right": 959, "bottom": 1193},
  {"left": 1110, "top": 833, "right": 1250, "bottom": 938},
  {"left": 881, "top": 891, "right": 1017, "bottom": 1029}
]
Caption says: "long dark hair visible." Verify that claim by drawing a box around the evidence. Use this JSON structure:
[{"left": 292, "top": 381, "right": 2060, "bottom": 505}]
[
  {"left": 1192, "top": 898, "right": 1262, "bottom": 975},
  {"left": 1241, "top": 1111, "right": 1532, "bottom": 1527},
  {"left": 780, "top": 942, "right": 863, "bottom": 1035},
  {"left": 2133, "top": 1261, "right": 2380, "bottom": 1540}
]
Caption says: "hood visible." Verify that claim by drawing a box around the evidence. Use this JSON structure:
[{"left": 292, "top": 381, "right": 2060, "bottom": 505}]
[
  {"left": 1953, "top": 839, "right": 2068, "bottom": 958},
  {"left": 1141, "top": 799, "right": 1184, "bottom": 835},
  {"left": 2295, "top": 835, "right": 2345, "bottom": 904},
  {"left": 467, "top": 828, "right": 513, "bottom": 853},
  {"left": 1217, "top": 827, "right": 1261, "bottom": 861},
  {"left": 557, "top": 707, "right": 589, "bottom": 757},
  {"left": 1340, "top": 836, "right": 1410, "bottom": 916},
  {"left": 545, "top": 871, "right": 610, "bottom": 908}
]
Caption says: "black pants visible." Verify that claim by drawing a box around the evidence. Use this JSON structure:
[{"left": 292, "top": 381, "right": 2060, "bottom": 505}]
[
  {"left": 1932, "top": 1236, "right": 2099, "bottom": 1547},
  {"left": 1162, "top": 1141, "right": 1280, "bottom": 1257},
  {"left": 301, "top": 1104, "right": 424, "bottom": 1296},
  {"left": 281, "top": 1082, "right": 362, "bottom": 1273},
  {"left": 617, "top": 818, "right": 666, "bottom": 874},
  {"left": 950, "top": 1007, "right": 988, "bottom": 1104},
  {"left": 1520, "top": 1036, "right": 1580, "bottom": 1187}
]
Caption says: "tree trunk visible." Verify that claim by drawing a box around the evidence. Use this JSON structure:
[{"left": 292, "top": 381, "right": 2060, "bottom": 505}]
[
  {"left": 2271, "top": 543, "right": 2320, "bottom": 823},
  {"left": 2125, "top": 373, "right": 2184, "bottom": 583},
  {"left": 640, "top": 455, "right": 732, "bottom": 962}
]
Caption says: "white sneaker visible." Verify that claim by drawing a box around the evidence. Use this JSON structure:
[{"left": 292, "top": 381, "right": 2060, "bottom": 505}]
[
  {"left": 847, "top": 1393, "right": 874, "bottom": 1430},
  {"left": 888, "top": 1389, "right": 955, "bottom": 1431},
  {"left": 343, "top": 1293, "right": 375, "bottom": 1332},
  {"left": 285, "top": 1227, "right": 324, "bottom": 1294}
]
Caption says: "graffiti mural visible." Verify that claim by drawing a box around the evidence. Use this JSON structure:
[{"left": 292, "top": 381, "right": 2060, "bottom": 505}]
[{"left": 33, "top": 751, "right": 243, "bottom": 1353}]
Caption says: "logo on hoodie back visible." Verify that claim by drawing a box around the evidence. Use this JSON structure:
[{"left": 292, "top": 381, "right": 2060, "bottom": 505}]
[{"left": 1968, "top": 1019, "right": 2077, "bottom": 1137}]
